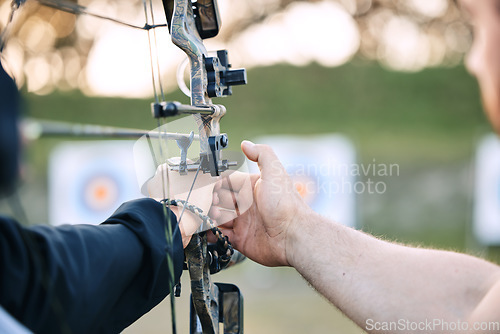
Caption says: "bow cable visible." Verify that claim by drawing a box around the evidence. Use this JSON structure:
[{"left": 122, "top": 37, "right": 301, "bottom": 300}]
[
  {"left": 0, "top": 0, "right": 19, "bottom": 52},
  {"left": 38, "top": 0, "right": 168, "bottom": 31},
  {"left": 142, "top": 0, "right": 166, "bottom": 103},
  {"left": 140, "top": 0, "right": 180, "bottom": 333}
]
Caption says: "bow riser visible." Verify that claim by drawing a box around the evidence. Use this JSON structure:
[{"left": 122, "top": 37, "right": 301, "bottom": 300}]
[{"left": 169, "top": 0, "right": 223, "bottom": 332}]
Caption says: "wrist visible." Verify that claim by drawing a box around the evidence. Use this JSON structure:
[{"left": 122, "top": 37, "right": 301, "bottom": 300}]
[
  {"left": 166, "top": 205, "right": 192, "bottom": 248},
  {"left": 285, "top": 204, "right": 317, "bottom": 268}
]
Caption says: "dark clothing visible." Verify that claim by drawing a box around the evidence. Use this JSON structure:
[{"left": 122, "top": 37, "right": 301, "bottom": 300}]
[
  {"left": 0, "top": 198, "right": 184, "bottom": 333},
  {"left": 0, "top": 61, "right": 20, "bottom": 196}
]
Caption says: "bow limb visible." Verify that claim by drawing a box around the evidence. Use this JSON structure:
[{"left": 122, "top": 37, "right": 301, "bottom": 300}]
[{"left": 170, "top": 0, "right": 208, "bottom": 106}]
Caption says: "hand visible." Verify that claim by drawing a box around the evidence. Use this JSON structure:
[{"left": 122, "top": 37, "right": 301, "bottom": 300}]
[
  {"left": 211, "top": 141, "right": 312, "bottom": 267},
  {"left": 146, "top": 161, "right": 217, "bottom": 248}
]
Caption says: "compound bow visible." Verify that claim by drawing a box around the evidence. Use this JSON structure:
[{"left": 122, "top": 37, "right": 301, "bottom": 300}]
[
  {"left": 1, "top": 0, "right": 248, "bottom": 332},
  {"left": 158, "top": 1, "right": 247, "bottom": 333}
]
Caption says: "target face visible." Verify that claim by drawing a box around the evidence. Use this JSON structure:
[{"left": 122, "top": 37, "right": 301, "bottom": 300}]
[
  {"left": 291, "top": 174, "right": 318, "bottom": 205},
  {"left": 49, "top": 141, "right": 143, "bottom": 225},
  {"left": 473, "top": 134, "right": 500, "bottom": 245},
  {"left": 82, "top": 174, "right": 120, "bottom": 212}
]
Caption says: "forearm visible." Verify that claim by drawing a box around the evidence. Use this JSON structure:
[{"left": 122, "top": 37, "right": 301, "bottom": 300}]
[
  {"left": 0, "top": 199, "right": 184, "bottom": 334},
  {"left": 287, "top": 211, "right": 500, "bottom": 333}
]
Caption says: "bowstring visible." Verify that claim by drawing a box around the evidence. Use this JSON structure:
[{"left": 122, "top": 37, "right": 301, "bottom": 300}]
[
  {"left": 146, "top": 0, "right": 165, "bottom": 101},
  {"left": 37, "top": 0, "right": 168, "bottom": 31},
  {"left": 156, "top": 118, "right": 177, "bottom": 334},
  {"left": 0, "top": 1, "right": 19, "bottom": 52},
  {"left": 142, "top": 0, "right": 164, "bottom": 104},
  {"left": 141, "top": 0, "right": 177, "bottom": 333}
]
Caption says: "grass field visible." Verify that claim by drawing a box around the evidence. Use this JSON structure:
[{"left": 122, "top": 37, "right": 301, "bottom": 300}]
[{"left": 3, "top": 60, "right": 496, "bottom": 333}]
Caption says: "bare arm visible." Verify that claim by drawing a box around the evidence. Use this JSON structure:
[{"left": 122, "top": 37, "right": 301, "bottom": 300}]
[
  {"left": 213, "top": 141, "right": 500, "bottom": 333},
  {"left": 288, "top": 210, "right": 500, "bottom": 332}
]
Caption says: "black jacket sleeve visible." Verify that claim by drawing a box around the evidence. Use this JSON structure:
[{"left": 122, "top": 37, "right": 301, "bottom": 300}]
[{"left": 0, "top": 198, "right": 184, "bottom": 334}]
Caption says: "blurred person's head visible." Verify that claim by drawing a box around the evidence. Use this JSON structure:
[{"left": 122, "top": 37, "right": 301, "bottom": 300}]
[
  {"left": 461, "top": 0, "right": 500, "bottom": 133},
  {"left": 0, "top": 60, "right": 20, "bottom": 196}
]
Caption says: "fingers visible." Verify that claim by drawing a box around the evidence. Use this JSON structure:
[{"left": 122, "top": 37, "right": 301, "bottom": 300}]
[
  {"left": 215, "top": 170, "right": 255, "bottom": 216},
  {"left": 214, "top": 179, "right": 222, "bottom": 191},
  {"left": 241, "top": 141, "right": 285, "bottom": 181},
  {"left": 216, "top": 218, "right": 234, "bottom": 229},
  {"left": 240, "top": 140, "right": 259, "bottom": 162},
  {"left": 147, "top": 163, "right": 217, "bottom": 199},
  {"left": 219, "top": 170, "right": 257, "bottom": 190},
  {"left": 213, "top": 208, "right": 238, "bottom": 226},
  {"left": 216, "top": 188, "right": 238, "bottom": 210},
  {"left": 207, "top": 233, "right": 217, "bottom": 243},
  {"left": 216, "top": 227, "right": 236, "bottom": 247},
  {"left": 207, "top": 225, "right": 234, "bottom": 243}
]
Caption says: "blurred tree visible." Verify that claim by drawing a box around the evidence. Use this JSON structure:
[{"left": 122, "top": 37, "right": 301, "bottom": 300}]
[{"left": 0, "top": 0, "right": 471, "bottom": 95}]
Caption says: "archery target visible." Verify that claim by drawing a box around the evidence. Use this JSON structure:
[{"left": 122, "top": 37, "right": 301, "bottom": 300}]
[
  {"left": 291, "top": 174, "right": 318, "bottom": 205},
  {"left": 249, "top": 134, "right": 357, "bottom": 228},
  {"left": 49, "top": 141, "right": 143, "bottom": 225},
  {"left": 82, "top": 175, "right": 119, "bottom": 212},
  {"left": 473, "top": 134, "right": 500, "bottom": 245}
]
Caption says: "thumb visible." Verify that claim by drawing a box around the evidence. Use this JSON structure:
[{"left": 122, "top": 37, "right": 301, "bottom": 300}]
[
  {"left": 241, "top": 140, "right": 259, "bottom": 162},
  {"left": 241, "top": 140, "right": 284, "bottom": 179}
]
